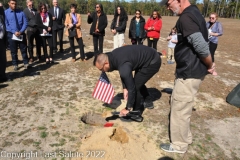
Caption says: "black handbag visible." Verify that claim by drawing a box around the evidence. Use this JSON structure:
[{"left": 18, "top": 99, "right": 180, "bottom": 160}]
[
  {"left": 68, "top": 13, "right": 77, "bottom": 37},
  {"left": 68, "top": 28, "right": 76, "bottom": 37}
]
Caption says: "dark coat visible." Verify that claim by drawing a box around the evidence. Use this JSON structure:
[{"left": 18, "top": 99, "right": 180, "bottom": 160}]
[
  {"left": 87, "top": 12, "right": 108, "bottom": 36},
  {"left": 48, "top": 7, "right": 65, "bottom": 30},
  {"left": 36, "top": 12, "right": 53, "bottom": 34},
  {"left": 129, "top": 16, "right": 146, "bottom": 39},
  {"left": 23, "top": 8, "right": 38, "bottom": 28},
  {"left": 110, "top": 17, "right": 128, "bottom": 33}
]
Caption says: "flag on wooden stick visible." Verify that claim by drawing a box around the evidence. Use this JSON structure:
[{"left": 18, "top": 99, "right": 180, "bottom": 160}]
[{"left": 92, "top": 72, "right": 115, "bottom": 104}]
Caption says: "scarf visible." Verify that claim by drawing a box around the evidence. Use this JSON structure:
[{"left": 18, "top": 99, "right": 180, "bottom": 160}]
[
  {"left": 71, "top": 13, "right": 78, "bottom": 25},
  {"left": 40, "top": 12, "right": 47, "bottom": 23}
]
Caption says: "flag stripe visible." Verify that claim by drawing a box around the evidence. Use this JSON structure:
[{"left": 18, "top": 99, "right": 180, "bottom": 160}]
[{"left": 92, "top": 72, "right": 115, "bottom": 104}]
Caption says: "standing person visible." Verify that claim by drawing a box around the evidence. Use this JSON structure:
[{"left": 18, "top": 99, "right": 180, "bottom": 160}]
[
  {"left": 166, "top": 27, "right": 178, "bottom": 64},
  {"left": 36, "top": 3, "right": 54, "bottom": 64},
  {"left": 206, "top": 12, "right": 223, "bottom": 76},
  {"left": 110, "top": 6, "right": 128, "bottom": 49},
  {"left": 49, "top": 0, "right": 65, "bottom": 53},
  {"left": 0, "top": 5, "right": 11, "bottom": 82},
  {"left": 128, "top": 9, "right": 146, "bottom": 45},
  {"left": 5, "top": 0, "right": 29, "bottom": 71},
  {"left": 93, "top": 45, "right": 161, "bottom": 122},
  {"left": 144, "top": 10, "right": 162, "bottom": 51},
  {"left": 23, "top": 0, "right": 42, "bottom": 63},
  {"left": 64, "top": 4, "right": 85, "bottom": 62},
  {"left": 87, "top": 3, "right": 107, "bottom": 56},
  {"left": 160, "top": 0, "right": 215, "bottom": 153}
]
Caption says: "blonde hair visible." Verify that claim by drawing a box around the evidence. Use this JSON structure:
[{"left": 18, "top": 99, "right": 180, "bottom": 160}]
[{"left": 210, "top": 12, "right": 218, "bottom": 20}]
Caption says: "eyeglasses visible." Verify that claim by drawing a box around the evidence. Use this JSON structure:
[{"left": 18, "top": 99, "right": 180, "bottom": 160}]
[
  {"left": 166, "top": 0, "right": 175, "bottom": 7},
  {"left": 209, "top": 17, "right": 215, "bottom": 19},
  {"left": 136, "top": 13, "right": 140, "bottom": 15},
  {"left": 41, "top": 8, "right": 46, "bottom": 10}
]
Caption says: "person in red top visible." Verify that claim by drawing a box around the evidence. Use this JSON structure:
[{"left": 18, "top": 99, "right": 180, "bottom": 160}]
[{"left": 144, "top": 10, "right": 162, "bottom": 51}]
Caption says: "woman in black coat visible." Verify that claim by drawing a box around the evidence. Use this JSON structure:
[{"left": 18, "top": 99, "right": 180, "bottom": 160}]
[
  {"left": 129, "top": 10, "right": 146, "bottom": 45},
  {"left": 36, "top": 3, "right": 54, "bottom": 64}
]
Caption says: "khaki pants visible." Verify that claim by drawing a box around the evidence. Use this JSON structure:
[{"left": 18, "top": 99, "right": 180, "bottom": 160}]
[
  {"left": 113, "top": 33, "right": 125, "bottom": 49},
  {"left": 167, "top": 47, "right": 175, "bottom": 61},
  {"left": 170, "top": 77, "right": 204, "bottom": 152}
]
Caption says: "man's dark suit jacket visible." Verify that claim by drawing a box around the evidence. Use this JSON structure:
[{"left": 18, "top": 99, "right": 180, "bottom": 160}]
[
  {"left": 48, "top": 7, "right": 65, "bottom": 30},
  {"left": 23, "top": 8, "right": 38, "bottom": 28}
]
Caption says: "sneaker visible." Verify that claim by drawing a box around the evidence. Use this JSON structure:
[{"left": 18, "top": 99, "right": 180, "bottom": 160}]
[
  {"left": 160, "top": 143, "right": 186, "bottom": 153},
  {"left": 13, "top": 66, "right": 18, "bottom": 71},
  {"left": 24, "top": 64, "right": 29, "bottom": 69},
  {"left": 167, "top": 61, "right": 175, "bottom": 64}
]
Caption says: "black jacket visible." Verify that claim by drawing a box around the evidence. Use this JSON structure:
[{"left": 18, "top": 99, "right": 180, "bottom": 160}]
[
  {"left": 36, "top": 12, "right": 53, "bottom": 34},
  {"left": 48, "top": 7, "right": 65, "bottom": 30},
  {"left": 87, "top": 12, "right": 108, "bottom": 36},
  {"left": 129, "top": 16, "right": 146, "bottom": 39},
  {"left": 23, "top": 8, "right": 38, "bottom": 28},
  {"left": 110, "top": 16, "right": 128, "bottom": 33},
  {"left": 107, "top": 45, "right": 160, "bottom": 108}
]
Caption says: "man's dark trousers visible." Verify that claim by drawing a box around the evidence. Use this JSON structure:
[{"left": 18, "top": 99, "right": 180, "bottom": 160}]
[
  {"left": 7, "top": 32, "right": 28, "bottom": 66},
  {"left": 27, "top": 29, "right": 41, "bottom": 59},
  {"left": 52, "top": 28, "right": 64, "bottom": 51},
  {"left": 0, "top": 39, "right": 7, "bottom": 80},
  {"left": 133, "top": 60, "right": 161, "bottom": 111}
]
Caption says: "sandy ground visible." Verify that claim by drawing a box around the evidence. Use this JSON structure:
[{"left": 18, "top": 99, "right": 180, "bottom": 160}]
[{"left": 0, "top": 15, "right": 240, "bottom": 160}]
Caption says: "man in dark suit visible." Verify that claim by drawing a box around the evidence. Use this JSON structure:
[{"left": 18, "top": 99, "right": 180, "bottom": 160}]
[
  {"left": 49, "top": 0, "right": 65, "bottom": 53},
  {"left": 0, "top": 6, "right": 11, "bottom": 82},
  {"left": 23, "top": 0, "right": 42, "bottom": 63}
]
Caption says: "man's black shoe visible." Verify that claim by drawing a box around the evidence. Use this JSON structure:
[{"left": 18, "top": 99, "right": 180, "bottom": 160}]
[
  {"left": 144, "top": 96, "right": 154, "bottom": 109},
  {"left": 0, "top": 77, "right": 12, "bottom": 83},
  {"left": 123, "top": 111, "right": 143, "bottom": 122}
]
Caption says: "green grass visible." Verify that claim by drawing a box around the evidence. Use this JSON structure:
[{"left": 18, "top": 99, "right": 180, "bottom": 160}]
[{"left": 40, "top": 131, "right": 48, "bottom": 138}]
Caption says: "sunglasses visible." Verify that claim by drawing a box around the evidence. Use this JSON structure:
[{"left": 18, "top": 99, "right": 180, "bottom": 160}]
[
  {"left": 41, "top": 8, "right": 46, "bottom": 10},
  {"left": 209, "top": 17, "right": 215, "bottom": 19},
  {"left": 136, "top": 13, "right": 140, "bottom": 15},
  {"left": 166, "top": 0, "right": 175, "bottom": 7}
]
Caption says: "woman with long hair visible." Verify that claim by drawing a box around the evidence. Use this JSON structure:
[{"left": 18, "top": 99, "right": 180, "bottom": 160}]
[
  {"left": 129, "top": 9, "right": 146, "bottom": 45},
  {"left": 65, "top": 4, "right": 85, "bottom": 62},
  {"left": 36, "top": 3, "right": 54, "bottom": 64},
  {"left": 144, "top": 10, "right": 162, "bottom": 51},
  {"left": 110, "top": 6, "right": 128, "bottom": 49}
]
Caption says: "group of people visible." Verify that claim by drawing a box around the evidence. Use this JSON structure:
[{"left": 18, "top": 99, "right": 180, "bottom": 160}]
[
  {"left": 0, "top": 0, "right": 223, "bottom": 155},
  {"left": 93, "top": 0, "right": 223, "bottom": 156}
]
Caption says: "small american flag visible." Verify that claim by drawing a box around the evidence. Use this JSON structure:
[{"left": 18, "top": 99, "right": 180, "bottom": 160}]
[{"left": 92, "top": 72, "right": 115, "bottom": 104}]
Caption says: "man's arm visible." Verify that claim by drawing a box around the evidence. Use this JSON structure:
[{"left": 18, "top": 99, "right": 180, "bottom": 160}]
[
  {"left": 187, "top": 32, "right": 213, "bottom": 69},
  {"left": 20, "top": 12, "right": 28, "bottom": 34},
  {"left": 119, "top": 62, "right": 135, "bottom": 109}
]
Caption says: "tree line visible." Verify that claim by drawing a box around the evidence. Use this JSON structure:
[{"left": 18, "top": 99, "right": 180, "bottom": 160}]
[{"left": 1, "top": 0, "right": 239, "bottom": 19}]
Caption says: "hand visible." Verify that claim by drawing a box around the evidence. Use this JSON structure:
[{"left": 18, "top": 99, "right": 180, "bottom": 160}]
[
  {"left": 111, "top": 29, "right": 116, "bottom": 34},
  {"left": 15, "top": 32, "right": 20, "bottom": 36},
  {"left": 52, "top": 17, "right": 56, "bottom": 20},
  {"left": 120, "top": 108, "right": 130, "bottom": 117},
  {"left": 207, "top": 63, "right": 215, "bottom": 74},
  {"left": 95, "top": 29, "right": 99, "bottom": 32},
  {"left": 68, "top": 24, "right": 73, "bottom": 29},
  {"left": 43, "top": 29, "right": 47, "bottom": 34},
  {"left": 123, "top": 88, "right": 128, "bottom": 101},
  {"left": 148, "top": 27, "right": 152, "bottom": 30},
  {"left": 47, "top": 27, "right": 51, "bottom": 31}
]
